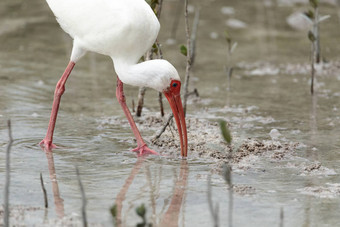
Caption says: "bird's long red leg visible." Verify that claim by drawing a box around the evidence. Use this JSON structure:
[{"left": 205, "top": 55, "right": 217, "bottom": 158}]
[
  {"left": 40, "top": 61, "right": 76, "bottom": 150},
  {"left": 116, "top": 77, "right": 158, "bottom": 155}
]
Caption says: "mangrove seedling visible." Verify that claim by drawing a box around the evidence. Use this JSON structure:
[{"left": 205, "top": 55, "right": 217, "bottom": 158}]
[
  {"left": 303, "top": 0, "right": 330, "bottom": 94},
  {"left": 224, "top": 31, "right": 238, "bottom": 91}
]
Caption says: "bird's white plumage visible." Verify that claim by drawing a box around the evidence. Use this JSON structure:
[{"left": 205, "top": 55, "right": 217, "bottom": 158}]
[{"left": 46, "top": 0, "right": 180, "bottom": 91}]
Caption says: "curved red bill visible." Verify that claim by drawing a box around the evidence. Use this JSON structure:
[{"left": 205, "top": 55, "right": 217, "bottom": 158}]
[{"left": 164, "top": 82, "right": 188, "bottom": 157}]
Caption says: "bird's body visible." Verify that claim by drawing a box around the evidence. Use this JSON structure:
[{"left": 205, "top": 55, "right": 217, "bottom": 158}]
[
  {"left": 41, "top": 0, "right": 188, "bottom": 156},
  {"left": 46, "top": 0, "right": 159, "bottom": 62}
]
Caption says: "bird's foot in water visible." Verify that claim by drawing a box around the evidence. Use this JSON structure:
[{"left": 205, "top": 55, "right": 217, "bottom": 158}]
[
  {"left": 39, "top": 139, "right": 57, "bottom": 151},
  {"left": 132, "top": 144, "right": 159, "bottom": 156}
]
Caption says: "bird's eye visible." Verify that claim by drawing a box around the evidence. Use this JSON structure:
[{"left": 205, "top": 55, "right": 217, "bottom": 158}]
[{"left": 172, "top": 83, "right": 178, "bottom": 88}]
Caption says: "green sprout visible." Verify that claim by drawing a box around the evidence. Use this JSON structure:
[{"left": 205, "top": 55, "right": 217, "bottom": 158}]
[
  {"left": 180, "top": 45, "right": 188, "bottom": 56},
  {"left": 219, "top": 120, "right": 232, "bottom": 144}
]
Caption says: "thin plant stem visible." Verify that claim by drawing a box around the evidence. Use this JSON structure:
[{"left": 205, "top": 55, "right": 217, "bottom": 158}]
[
  {"left": 311, "top": 38, "right": 315, "bottom": 95},
  {"left": 183, "top": 0, "right": 192, "bottom": 116},
  {"left": 4, "top": 120, "right": 13, "bottom": 227},
  {"left": 136, "top": 87, "right": 146, "bottom": 117},
  {"left": 40, "top": 173, "right": 48, "bottom": 208},
  {"left": 314, "top": 7, "right": 320, "bottom": 63}
]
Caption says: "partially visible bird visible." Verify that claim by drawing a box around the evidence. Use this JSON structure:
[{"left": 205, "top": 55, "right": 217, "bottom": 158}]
[{"left": 40, "top": 0, "right": 188, "bottom": 156}]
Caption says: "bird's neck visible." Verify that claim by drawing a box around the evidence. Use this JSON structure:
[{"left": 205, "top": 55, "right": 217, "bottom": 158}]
[{"left": 113, "top": 59, "right": 165, "bottom": 92}]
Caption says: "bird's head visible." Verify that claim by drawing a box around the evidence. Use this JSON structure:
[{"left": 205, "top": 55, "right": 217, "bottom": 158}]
[
  {"left": 115, "top": 59, "right": 188, "bottom": 157},
  {"left": 153, "top": 60, "right": 187, "bottom": 157},
  {"left": 163, "top": 78, "right": 188, "bottom": 157}
]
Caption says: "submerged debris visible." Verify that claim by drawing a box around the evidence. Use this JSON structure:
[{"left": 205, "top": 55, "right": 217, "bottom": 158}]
[
  {"left": 233, "top": 185, "right": 256, "bottom": 196},
  {"left": 297, "top": 183, "right": 340, "bottom": 198},
  {"left": 300, "top": 162, "right": 337, "bottom": 176}
]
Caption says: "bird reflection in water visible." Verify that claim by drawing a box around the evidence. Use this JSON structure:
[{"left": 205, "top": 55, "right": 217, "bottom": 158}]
[
  {"left": 44, "top": 151, "right": 65, "bottom": 219},
  {"left": 114, "top": 158, "right": 189, "bottom": 227}
]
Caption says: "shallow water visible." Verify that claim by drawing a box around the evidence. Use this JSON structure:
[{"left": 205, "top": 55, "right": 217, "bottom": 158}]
[{"left": 1, "top": 0, "right": 340, "bottom": 226}]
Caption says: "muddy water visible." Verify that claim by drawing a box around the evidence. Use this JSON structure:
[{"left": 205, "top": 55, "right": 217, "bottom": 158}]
[{"left": 1, "top": 0, "right": 340, "bottom": 226}]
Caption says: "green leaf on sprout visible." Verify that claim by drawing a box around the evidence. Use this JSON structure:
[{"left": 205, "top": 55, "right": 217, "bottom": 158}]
[
  {"left": 110, "top": 204, "right": 117, "bottom": 218},
  {"left": 219, "top": 120, "right": 232, "bottom": 144},
  {"left": 230, "top": 42, "right": 238, "bottom": 54},
  {"left": 136, "top": 204, "right": 146, "bottom": 218},
  {"left": 225, "top": 30, "right": 231, "bottom": 44},
  {"left": 304, "top": 10, "right": 314, "bottom": 20},
  {"left": 308, "top": 30, "right": 316, "bottom": 42},
  {"left": 180, "top": 45, "right": 187, "bottom": 56},
  {"left": 152, "top": 43, "right": 158, "bottom": 54},
  {"left": 318, "top": 15, "right": 331, "bottom": 23},
  {"left": 146, "top": 0, "right": 159, "bottom": 10},
  {"left": 309, "top": 0, "right": 319, "bottom": 8}
]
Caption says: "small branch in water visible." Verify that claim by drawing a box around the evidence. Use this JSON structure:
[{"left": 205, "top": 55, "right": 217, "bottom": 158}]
[
  {"left": 40, "top": 173, "right": 48, "bottom": 208},
  {"left": 136, "top": 87, "right": 146, "bottom": 117},
  {"left": 152, "top": 113, "right": 173, "bottom": 142},
  {"left": 76, "top": 167, "right": 88, "bottom": 227},
  {"left": 187, "top": 88, "right": 199, "bottom": 98},
  {"left": 4, "top": 120, "right": 13, "bottom": 227}
]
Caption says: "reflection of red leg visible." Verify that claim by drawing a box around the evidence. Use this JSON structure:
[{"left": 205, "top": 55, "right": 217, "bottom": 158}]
[
  {"left": 160, "top": 160, "right": 189, "bottom": 226},
  {"left": 115, "top": 77, "right": 158, "bottom": 155},
  {"left": 115, "top": 157, "right": 145, "bottom": 226},
  {"left": 45, "top": 151, "right": 65, "bottom": 218},
  {"left": 40, "top": 62, "right": 75, "bottom": 150}
]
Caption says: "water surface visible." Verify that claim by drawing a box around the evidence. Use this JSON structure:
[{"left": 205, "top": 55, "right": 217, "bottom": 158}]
[{"left": 1, "top": 0, "right": 340, "bottom": 226}]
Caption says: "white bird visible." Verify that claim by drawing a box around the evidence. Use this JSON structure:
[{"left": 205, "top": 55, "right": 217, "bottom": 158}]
[{"left": 40, "top": 0, "right": 188, "bottom": 157}]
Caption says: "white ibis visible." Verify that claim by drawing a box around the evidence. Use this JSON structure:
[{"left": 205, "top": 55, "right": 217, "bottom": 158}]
[{"left": 40, "top": 0, "right": 188, "bottom": 157}]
